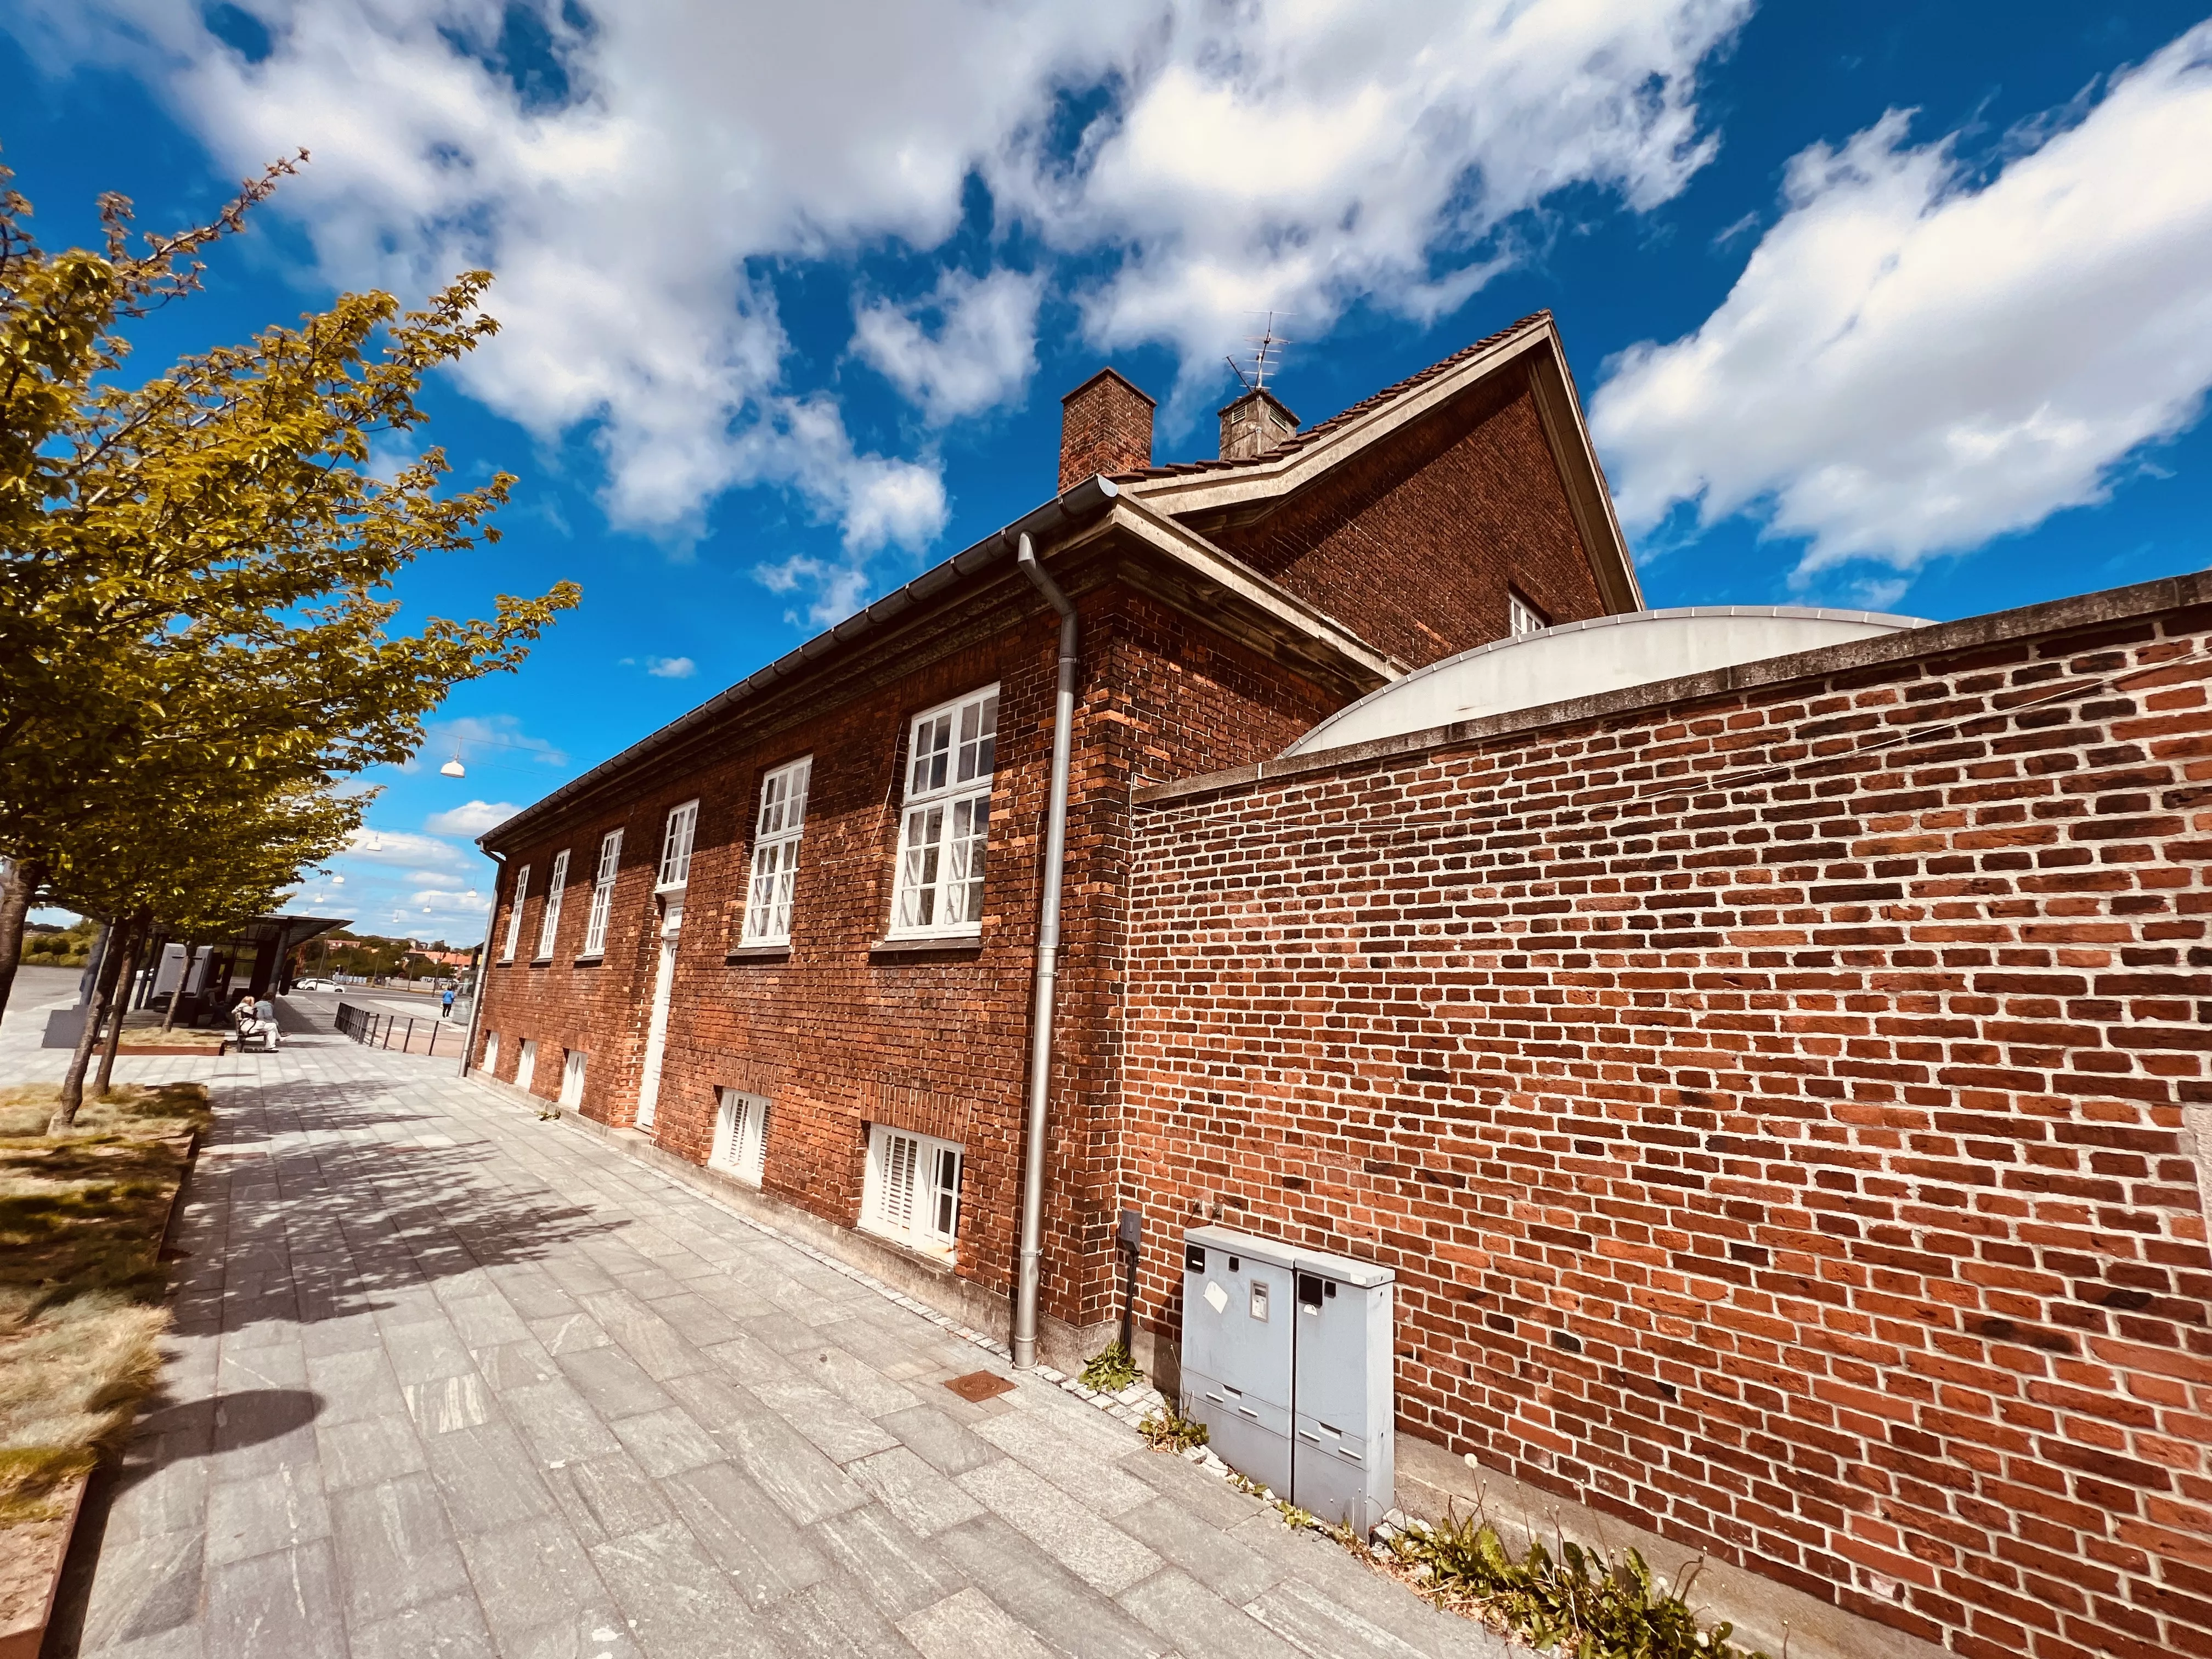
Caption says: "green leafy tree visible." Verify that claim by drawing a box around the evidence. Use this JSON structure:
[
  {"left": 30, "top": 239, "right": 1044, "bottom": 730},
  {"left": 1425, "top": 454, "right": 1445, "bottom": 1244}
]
[{"left": 0, "top": 154, "right": 580, "bottom": 1017}]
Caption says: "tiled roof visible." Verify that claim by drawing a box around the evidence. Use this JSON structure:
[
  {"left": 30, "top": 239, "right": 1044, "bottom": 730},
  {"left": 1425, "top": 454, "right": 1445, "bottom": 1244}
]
[{"left": 1110, "top": 310, "right": 1554, "bottom": 483}]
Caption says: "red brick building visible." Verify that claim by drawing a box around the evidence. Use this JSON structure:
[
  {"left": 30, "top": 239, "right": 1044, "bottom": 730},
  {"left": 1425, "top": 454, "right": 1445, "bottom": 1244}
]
[
  {"left": 472, "top": 309, "right": 1638, "bottom": 1355},
  {"left": 471, "top": 305, "right": 2212, "bottom": 1657}
]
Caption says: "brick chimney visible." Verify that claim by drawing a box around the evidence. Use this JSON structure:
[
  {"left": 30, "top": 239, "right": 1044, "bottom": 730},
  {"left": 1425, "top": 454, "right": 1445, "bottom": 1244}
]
[
  {"left": 1218, "top": 387, "right": 1299, "bottom": 461},
  {"left": 1059, "top": 368, "right": 1154, "bottom": 492}
]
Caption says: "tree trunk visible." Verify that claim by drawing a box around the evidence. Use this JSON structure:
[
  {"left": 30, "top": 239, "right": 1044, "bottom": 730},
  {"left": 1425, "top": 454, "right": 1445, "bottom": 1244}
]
[
  {"left": 50, "top": 917, "right": 122, "bottom": 1132},
  {"left": 159, "top": 941, "right": 189, "bottom": 1033},
  {"left": 0, "top": 857, "right": 38, "bottom": 1023},
  {"left": 92, "top": 917, "right": 146, "bottom": 1098}
]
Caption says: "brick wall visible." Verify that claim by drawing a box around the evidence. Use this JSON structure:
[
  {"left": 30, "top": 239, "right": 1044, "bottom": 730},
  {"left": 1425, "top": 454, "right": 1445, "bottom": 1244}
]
[
  {"left": 1121, "top": 575, "right": 2212, "bottom": 1659},
  {"left": 1060, "top": 369, "right": 1155, "bottom": 492},
  {"left": 1205, "top": 369, "right": 1611, "bottom": 666},
  {"left": 475, "top": 561, "right": 1343, "bottom": 1335}
]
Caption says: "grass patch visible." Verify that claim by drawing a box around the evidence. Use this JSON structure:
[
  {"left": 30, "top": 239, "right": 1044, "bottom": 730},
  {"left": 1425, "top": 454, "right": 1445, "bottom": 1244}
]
[
  {"left": 0, "top": 1080, "right": 206, "bottom": 1522},
  {"left": 1137, "top": 1402, "right": 1210, "bottom": 1453},
  {"left": 1078, "top": 1339, "right": 1141, "bottom": 1393}
]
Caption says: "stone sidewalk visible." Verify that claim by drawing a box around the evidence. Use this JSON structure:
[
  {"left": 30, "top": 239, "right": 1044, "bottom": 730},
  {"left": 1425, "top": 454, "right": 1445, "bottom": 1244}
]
[{"left": 11, "top": 989, "right": 1510, "bottom": 1659}]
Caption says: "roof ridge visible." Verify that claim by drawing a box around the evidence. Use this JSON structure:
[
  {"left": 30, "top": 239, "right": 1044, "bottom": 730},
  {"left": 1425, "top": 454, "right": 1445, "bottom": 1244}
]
[{"left": 1110, "top": 309, "right": 1554, "bottom": 482}]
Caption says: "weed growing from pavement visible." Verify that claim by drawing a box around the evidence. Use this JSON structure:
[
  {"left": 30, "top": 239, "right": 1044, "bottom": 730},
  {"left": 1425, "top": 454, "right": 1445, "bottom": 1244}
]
[
  {"left": 1078, "top": 1338, "right": 1140, "bottom": 1392},
  {"left": 1135, "top": 1402, "right": 1209, "bottom": 1452}
]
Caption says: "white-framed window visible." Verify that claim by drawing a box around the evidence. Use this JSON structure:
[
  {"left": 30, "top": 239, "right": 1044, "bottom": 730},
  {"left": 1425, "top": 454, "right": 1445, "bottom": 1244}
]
[
  {"left": 711, "top": 1090, "right": 770, "bottom": 1185},
  {"left": 860, "top": 1124, "right": 963, "bottom": 1259},
  {"left": 537, "top": 849, "right": 569, "bottom": 959},
  {"left": 483, "top": 1032, "right": 499, "bottom": 1076},
  {"left": 516, "top": 1037, "right": 538, "bottom": 1094},
  {"left": 742, "top": 759, "right": 811, "bottom": 945},
  {"left": 582, "top": 829, "right": 623, "bottom": 957},
  {"left": 888, "top": 686, "right": 998, "bottom": 938},
  {"left": 500, "top": 865, "right": 530, "bottom": 961},
  {"left": 560, "top": 1049, "right": 586, "bottom": 1108},
  {"left": 658, "top": 799, "right": 699, "bottom": 891},
  {"left": 1508, "top": 588, "right": 1547, "bottom": 636}
]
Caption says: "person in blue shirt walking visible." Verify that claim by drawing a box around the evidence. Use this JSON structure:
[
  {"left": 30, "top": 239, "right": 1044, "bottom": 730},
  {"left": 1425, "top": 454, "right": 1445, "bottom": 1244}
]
[{"left": 441, "top": 985, "right": 456, "bottom": 1020}]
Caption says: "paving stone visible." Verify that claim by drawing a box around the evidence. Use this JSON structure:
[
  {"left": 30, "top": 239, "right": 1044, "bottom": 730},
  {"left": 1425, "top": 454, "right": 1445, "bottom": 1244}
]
[
  {"left": 303, "top": 1346, "right": 410, "bottom": 1425},
  {"left": 504, "top": 1374, "right": 628, "bottom": 1462},
  {"left": 404, "top": 1370, "right": 494, "bottom": 1434},
  {"left": 590, "top": 1519, "right": 781, "bottom": 1657},
  {"left": 1243, "top": 1575, "right": 1462, "bottom": 1659},
  {"left": 847, "top": 1445, "right": 990, "bottom": 1537},
  {"left": 346, "top": 1590, "right": 501, "bottom": 1659},
  {"left": 802, "top": 1345, "right": 922, "bottom": 1417},
  {"left": 202, "top": 1538, "right": 347, "bottom": 1658},
  {"left": 972, "top": 1407, "right": 1156, "bottom": 1516},
  {"left": 934, "top": 1516, "right": 1173, "bottom": 1659},
  {"left": 747, "top": 1369, "right": 901, "bottom": 1464},
  {"left": 455, "top": 1515, "right": 629, "bottom": 1657},
  {"left": 204, "top": 1462, "right": 331, "bottom": 1565},
  {"left": 545, "top": 1448, "right": 677, "bottom": 1544},
  {"left": 102, "top": 1442, "right": 213, "bottom": 1547},
  {"left": 1120, "top": 1566, "right": 1302, "bottom": 1659},
  {"left": 1114, "top": 1448, "right": 1267, "bottom": 1529},
  {"left": 956, "top": 1460, "right": 1162, "bottom": 1596},
  {"left": 472, "top": 1335, "right": 562, "bottom": 1390},
  {"left": 422, "top": 1417, "right": 557, "bottom": 1533},
  {"left": 898, "top": 1586, "right": 1057, "bottom": 1659},
  {"left": 328, "top": 1472, "right": 473, "bottom": 1624},
  {"left": 874, "top": 1404, "right": 999, "bottom": 1475},
  {"left": 809, "top": 1501, "right": 970, "bottom": 1617},
  {"left": 583, "top": 1289, "right": 712, "bottom": 1380},
  {"left": 381, "top": 1316, "right": 478, "bottom": 1386},
  {"left": 608, "top": 1402, "right": 725, "bottom": 1477},
  {"left": 763, "top": 1568, "right": 925, "bottom": 1659},
  {"left": 1113, "top": 1496, "right": 1287, "bottom": 1605},
  {"left": 78, "top": 1526, "right": 206, "bottom": 1653},
  {"left": 660, "top": 1460, "right": 833, "bottom": 1611},
  {"left": 560, "top": 1342, "right": 679, "bottom": 1419},
  {"left": 715, "top": 1397, "right": 870, "bottom": 1526}
]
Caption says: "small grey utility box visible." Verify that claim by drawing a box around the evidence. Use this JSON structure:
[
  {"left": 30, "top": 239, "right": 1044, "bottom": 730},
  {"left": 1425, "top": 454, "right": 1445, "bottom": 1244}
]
[{"left": 1181, "top": 1224, "right": 1395, "bottom": 1532}]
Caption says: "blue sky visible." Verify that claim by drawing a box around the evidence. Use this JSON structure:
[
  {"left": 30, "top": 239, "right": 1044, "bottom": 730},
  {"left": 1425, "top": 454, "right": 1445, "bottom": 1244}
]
[{"left": 7, "top": 1, "right": 2210, "bottom": 943}]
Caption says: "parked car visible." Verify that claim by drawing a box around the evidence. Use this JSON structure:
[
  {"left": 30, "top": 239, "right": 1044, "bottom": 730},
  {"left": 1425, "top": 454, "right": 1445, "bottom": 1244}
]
[{"left": 292, "top": 977, "right": 337, "bottom": 992}]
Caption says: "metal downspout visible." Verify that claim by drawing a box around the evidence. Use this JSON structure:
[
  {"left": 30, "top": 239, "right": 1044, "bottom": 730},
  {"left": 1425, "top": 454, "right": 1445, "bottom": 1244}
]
[{"left": 1013, "top": 531, "right": 1076, "bottom": 1370}]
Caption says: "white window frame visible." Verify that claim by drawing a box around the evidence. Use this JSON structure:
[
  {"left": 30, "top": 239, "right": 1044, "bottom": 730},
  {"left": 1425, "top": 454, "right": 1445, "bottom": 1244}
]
[
  {"left": 710, "top": 1090, "right": 770, "bottom": 1185},
  {"left": 1508, "top": 588, "right": 1547, "bottom": 636},
  {"left": 887, "top": 686, "right": 998, "bottom": 940},
  {"left": 741, "top": 759, "right": 812, "bottom": 946},
  {"left": 860, "top": 1124, "right": 963, "bottom": 1260},
  {"left": 515, "top": 1037, "right": 538, "bottom": 1094},
  {"left": 536, "top": 849, "right": 569, "bottom": 960},
  {"left": 483, "top": 1032, "right": 499, "bottom": 1076},
  {"left": 657, "top": 799, "right": 699, "bottom": 891},
  {"left": 582, "top": 829, "right": 623, "bottom": 957},
  {"left": 500, "top": 865, "right": 529, "bottom": 961},
  {"left": 559, "top": 1049, "right": 586, "bottom": 1108}
]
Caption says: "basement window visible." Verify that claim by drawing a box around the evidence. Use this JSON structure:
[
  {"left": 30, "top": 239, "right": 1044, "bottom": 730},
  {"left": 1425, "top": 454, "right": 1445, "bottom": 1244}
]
[
  {"left": 711, "top": 1088, "right": 770, "bottom": 1185},
  {"left": 741, "top": 758, "right": 811, "bottom": 946},
  {"left": 537, "top": 849, "right": 569, "bottom": 960},
  {"left": 559, "top": 1049, "right": 586, "bottom": 1108},
  {"left": 500, "top": 864, "right": 529, "bottom": 962},
  {"left": 516, "top": 1038, "right": 539, "bottom": 1094},
  {"left": 657, "top": 799, "right": 699, "bottom": 891},
  {"left": 1508, "top": 588, "right": 1548, "bottom": 636},
  {"left": 483, "top": 1032, "right": 499, "bottom": 1076},
  {"left": 887, "top": 686, "right": 997, "bottom": 940},
  {"left": 582, "top": 828, "right": 623, "bottom": 956},
  {"left": 860, "top": 1124, "right": 962, "bottom": 1260}
]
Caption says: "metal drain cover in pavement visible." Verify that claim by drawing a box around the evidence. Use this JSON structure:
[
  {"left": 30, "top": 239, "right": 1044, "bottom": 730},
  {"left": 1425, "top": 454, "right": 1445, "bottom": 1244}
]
[{"left": 945, "top": 1370, "right": 1016, "bottom": 1403}]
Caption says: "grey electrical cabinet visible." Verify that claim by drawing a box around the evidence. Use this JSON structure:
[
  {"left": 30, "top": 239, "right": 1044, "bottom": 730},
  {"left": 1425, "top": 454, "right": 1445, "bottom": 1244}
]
[{"left": 1181, "top": 1224, "right": 1395, "bottom": 1532}]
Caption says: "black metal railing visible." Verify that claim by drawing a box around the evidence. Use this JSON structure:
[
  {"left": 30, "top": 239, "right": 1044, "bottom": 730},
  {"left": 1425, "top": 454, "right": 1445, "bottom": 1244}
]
[{"left": 335, "top": 1001, "right": 464, "bottom": 1058}]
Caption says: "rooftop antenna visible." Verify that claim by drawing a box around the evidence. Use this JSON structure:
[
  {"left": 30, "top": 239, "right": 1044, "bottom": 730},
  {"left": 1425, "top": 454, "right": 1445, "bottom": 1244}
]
[{"left": 1233, "top": 311, "right": 1290, "bottom": 392}]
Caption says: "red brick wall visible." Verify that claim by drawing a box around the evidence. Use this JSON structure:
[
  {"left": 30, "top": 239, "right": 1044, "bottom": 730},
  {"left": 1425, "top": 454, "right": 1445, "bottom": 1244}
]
[
  {"left": 1060, "top": 369, "right": 1155, "bottom": 492},
  {"left": 1206, "top": 370, "right": 1611, "bottom": 667},
  {"left": 1121, "top": 581, "right": 2212, "bottom": 1659},
  {"left": 475, "top": 563, "right": 1344, "bottom": 1331}
]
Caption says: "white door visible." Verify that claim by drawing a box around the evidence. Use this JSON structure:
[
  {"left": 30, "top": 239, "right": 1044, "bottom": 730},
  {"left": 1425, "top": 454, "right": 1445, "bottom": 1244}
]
[{"left": 635, "top": 900, "right": 684, "bottom": 1131}]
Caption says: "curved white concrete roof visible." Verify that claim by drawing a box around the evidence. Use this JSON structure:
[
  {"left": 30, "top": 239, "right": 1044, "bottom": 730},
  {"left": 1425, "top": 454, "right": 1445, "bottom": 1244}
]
[{"left": 1284, "top": 605, "right": 1930, "bottom": 757}]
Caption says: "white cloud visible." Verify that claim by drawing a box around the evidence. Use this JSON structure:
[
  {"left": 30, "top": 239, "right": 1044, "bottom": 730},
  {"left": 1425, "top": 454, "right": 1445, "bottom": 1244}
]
[
  {"left": 425, "top": 714, "right": 567, "bottom": 769},
  {"left": 16, "top": 0, "right": 1748, "bottom": 604},
  {"left": 1590, "top": 21, "right": 2212, "bottom": 585},
  {"left": 645, "top": 656, "right": 696, "bottom": 679},
  {"left": 342, "top": 828, "right": 466, "bottom": 867},
  {"left": 424, "top": 799, "right": 520, "bottom": 836},
  {"left": 854, "top": 268, "right": 1043, "bottom": 424}
]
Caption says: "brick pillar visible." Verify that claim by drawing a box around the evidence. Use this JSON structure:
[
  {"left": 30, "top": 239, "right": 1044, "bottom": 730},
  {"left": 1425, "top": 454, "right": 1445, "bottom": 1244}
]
[{"left": 1059, "top": 369, "right": 1155, "bottom": 492}]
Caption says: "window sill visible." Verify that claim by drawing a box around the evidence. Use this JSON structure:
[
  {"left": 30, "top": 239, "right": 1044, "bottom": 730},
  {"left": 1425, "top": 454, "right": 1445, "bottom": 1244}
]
[
  {"left": 726, "top": 944, "right": 791, "bottom": 962},
  {"left": 572, "top": 955, "right": 603, "bottom": 967},
  {"left": 707, "top": 1161, "right": 763, "bottom": 1187},
  {"left": 871, "top": 933, "right": 982, "bottom": 958},
  {"left": 857, "top": 1216, "right": 957, "bottom": 1265}
]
